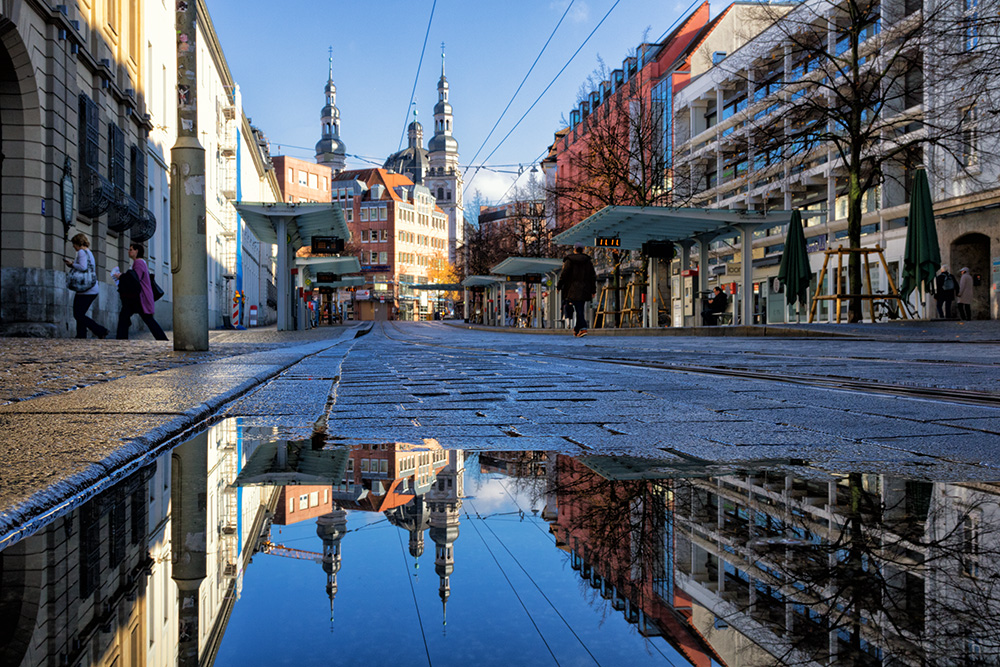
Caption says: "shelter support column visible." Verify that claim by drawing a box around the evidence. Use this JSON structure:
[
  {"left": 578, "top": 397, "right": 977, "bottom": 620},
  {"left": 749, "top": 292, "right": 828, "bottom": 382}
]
[
  {"left": 276, "top": 218, "right": 288, "bottom": 331},
  {"left": 734, "top": 223, "right": 757, "bottom": 326},
  {"left": 695, "top": 233, "right": 713, "bottom": 327},
  {"left": 678, "top": 240, "right": 695, "bottom": 327},
  {"left": 646, "top": 256, "right": 657, "bottom": 328}
]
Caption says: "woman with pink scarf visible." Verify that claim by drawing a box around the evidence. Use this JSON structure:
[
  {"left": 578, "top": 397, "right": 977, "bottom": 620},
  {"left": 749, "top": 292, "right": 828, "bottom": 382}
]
[{"left": 116, "top": 242, "right": 167, "bottom": 340}]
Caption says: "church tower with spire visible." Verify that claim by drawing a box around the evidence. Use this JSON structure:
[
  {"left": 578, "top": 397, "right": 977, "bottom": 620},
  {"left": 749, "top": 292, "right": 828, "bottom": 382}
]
[
  {"left": 427, "top": 44, "right": 465, "bottom": 266},
  {"left": 428, "top": 450, "right": 464, "bottom": 627},
  {"left": 315, "top": 49, "right": 347, "bottom": 174}
]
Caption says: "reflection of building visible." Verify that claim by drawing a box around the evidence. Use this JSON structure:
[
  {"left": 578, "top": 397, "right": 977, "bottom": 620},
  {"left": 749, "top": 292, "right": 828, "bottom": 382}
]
[
  {"left": 275, "top": 485, "right": 334, "bottom": 525},
  {"left": 428, "top": 450, "right": 465, "bottom": 615},
  {"left": 0, "top": 419, "right": 279, "bottom": 667},
  {"left": 548, "top": 455, "right": 722, "bottom": 666},
  {"left": 316, "top": 508, "right": 349, "bottom": 625}
]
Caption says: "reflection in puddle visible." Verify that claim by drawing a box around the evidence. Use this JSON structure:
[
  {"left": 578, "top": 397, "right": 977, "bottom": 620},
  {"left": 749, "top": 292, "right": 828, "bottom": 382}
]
[{"left": 2, "top": 420, "right": 1000, "bottom": 665}]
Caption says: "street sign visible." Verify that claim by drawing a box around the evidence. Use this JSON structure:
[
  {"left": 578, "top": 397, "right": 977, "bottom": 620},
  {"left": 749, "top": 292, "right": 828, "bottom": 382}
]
[
  {"left": 642, "top": 240, "right": 675, "bottom": 259},
  {"left": 361, "top": 265, "right": 392, "bottom": 272},
  {"left": 595, "top": 237, "right": 620, "bottom": 247},
  {"left": 312, "top": 236, "right": 344, "bottom": 253}
]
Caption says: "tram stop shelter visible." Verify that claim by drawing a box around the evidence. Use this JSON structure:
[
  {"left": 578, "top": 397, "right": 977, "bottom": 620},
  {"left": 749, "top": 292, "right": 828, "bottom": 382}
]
[
  {"left": 461, "top": 275, "right": 503, "bottom": 325},
  {"left": 235, "top": 203, "right": 351, "bottom": 331},
  {"left": 553, "top": 206, "right": 795, "bottom": 327},
  {"left": 408, "top": 282, "right": 465, "bottom": 320},
  {"left": 490, "top": 257, "right": 564, "bottom": 328}
]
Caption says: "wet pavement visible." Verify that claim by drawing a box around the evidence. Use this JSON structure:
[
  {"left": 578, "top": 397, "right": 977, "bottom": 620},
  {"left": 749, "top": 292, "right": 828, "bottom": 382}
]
[
  {"left": 1, "top": 319, "right": 1000, "bottom": 664},
  {"left": 3, "top": 421, "right": 1000, "bottom": 666}
]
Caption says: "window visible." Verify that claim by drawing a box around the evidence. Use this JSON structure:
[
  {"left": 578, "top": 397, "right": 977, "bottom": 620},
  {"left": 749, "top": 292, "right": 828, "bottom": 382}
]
[
  {"left": 361, "top": 459, "right": 370, "bottom": 473},
  {"left": 380, "top": 229, "right": 388, "bottom": 241},
  {"left": 380, "top": 459, "right": 389, "bottom": 473},
  {"left": 345, "top": 209, "right": 353, "bottom": 222},
  {"left": 298, "top": 171, "right": 308, "bottom": 186},
  {"left": 310, "top": 491, "right": 319, "bottom": 506},
  {"left": 360, "top": 230, "right": 368, "bottom": 242},
  {"left": 379, "top": 206, "right": 388, "bottom": 221},
  {"left": 308, "top": 173, "right": 318, "bottom": 189},
  {"left": 964, "top": 0, "right": 979, "bottom": 51},
  {"left": 299, "top": 494, "right": 308, "bottom": 510},
  {"left": 369, "top": 251, "right": 378, "bottom": 263},
  {"left": 379, "top": 252, "right": 388, "bottom": 264},
  {"left": 360, "top": 208, "right": 369, "bottom": 221},
  {"left": 961, "top": 105, "right": 978, "bottom": 167},
  {"left": 288, "top": 168, "right": 294, "bottom": 182}
]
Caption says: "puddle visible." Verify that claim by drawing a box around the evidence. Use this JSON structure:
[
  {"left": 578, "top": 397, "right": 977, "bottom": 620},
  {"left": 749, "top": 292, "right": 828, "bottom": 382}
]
[{"left": 2, "top": 418, "right": 1000, "bottom": 665}]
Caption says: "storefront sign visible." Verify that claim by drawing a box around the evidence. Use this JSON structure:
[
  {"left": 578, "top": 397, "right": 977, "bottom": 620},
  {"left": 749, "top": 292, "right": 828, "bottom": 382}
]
[{"left": 355, "top": 289, "right": 370, "bottom": 300}]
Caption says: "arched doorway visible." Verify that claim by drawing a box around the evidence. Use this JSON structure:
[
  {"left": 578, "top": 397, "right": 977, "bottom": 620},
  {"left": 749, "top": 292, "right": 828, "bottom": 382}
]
[
  {"left": 950, "top": 232, "right": 991, "bottom": 319},
  {"left": 0, "top": 23, "right": 44, "bottom": 332}
]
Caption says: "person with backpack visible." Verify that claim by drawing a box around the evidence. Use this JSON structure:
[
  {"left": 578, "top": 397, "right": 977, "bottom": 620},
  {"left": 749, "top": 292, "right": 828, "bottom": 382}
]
[
  {"left": 116, "top": 242, "right": 168, "bottom": 340},
  {"left": 934, "top": 265, "right": 957, "bottom": 319}
]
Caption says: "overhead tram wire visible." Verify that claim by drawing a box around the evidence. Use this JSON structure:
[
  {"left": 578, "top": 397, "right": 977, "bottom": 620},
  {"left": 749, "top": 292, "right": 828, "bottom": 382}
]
[
  {"left": 397, "top": 0, "right": 438, "bottom": 154},
  {"left": 464, "top": 0, "right": 623, "bottom": 197},
  {"left": 468, "top": 0, "right": 704, "bottom": 203},
  {"left": 464, "top": 498, "right": 564, "bottom": 667},
  {"left": 397, "top": 527, "right": 433, "bottom": 667},
  {"left": 463, "top": 0, "right": 577, "bottom": 186}
]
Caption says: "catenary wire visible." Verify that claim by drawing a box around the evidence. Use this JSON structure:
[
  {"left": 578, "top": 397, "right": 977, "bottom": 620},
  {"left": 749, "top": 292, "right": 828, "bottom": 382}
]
[
  {"left": 463, "top": 0, "right": 577, "bottom": 186},
  {"left": 397, "top": 0, "right": 438, "bottom": 154},
  {"left": 469, "top": 498, "right": 604, "bottom": 666},
  {"left": 463, "top": 498, "right": 563, "bottom": 666},
  {"left": 468, "top": 0, "right": 704, "bottom": 203},
  {"left": 464, "top": 0, "right": 622, "bottom": 196},
  {"left": 397, "top": 526, "right": 434, "bottom": 667}
]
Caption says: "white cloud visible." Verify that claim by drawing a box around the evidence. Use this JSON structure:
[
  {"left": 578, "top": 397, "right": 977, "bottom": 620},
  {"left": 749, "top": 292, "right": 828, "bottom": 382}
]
[
  {"left": 550, "top": 0, "right": 590, "bottom": 24},
  {"left": 467, "top": 169, "right": 516, "bottom": 206}
]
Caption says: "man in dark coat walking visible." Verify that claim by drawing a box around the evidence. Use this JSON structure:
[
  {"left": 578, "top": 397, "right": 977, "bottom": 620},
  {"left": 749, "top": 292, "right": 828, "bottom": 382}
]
[{"left": 557, "top": 243, "right": 597, "bottom": 337}]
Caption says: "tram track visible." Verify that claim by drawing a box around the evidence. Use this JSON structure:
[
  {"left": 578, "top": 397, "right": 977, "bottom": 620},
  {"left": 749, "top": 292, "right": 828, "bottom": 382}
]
[{"left": 383, "top": 322, "right": 1000, "bottom": 409}]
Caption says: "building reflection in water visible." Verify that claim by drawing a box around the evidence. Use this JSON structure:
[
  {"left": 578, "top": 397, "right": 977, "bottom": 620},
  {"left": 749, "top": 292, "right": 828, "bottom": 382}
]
[{"left": 5, "top": 434, "right": 1000, "bottom": 666}]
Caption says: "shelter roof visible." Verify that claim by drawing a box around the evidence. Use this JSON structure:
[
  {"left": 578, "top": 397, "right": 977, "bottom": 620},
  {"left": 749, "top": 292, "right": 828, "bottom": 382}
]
[
  {"left": 553, "top": 206, "right": 794, "bottom": 250},
  {"left": 236, "top": 202, "right": 350, "bottom": 250},
  {"left": 409, "top": 283, "right": 465, "bottom": 290},
  {"left": 491, "top": 257, "right": 564, "bottom": 276},
  {"left": 295, "top": 256, "right": 362, "bottom": 274},
  {"left": 462, "top": 275, "right": 502, "bottom": 287},
  {"left": 312, "top": 276, "right": 365, "bottom": 288}
]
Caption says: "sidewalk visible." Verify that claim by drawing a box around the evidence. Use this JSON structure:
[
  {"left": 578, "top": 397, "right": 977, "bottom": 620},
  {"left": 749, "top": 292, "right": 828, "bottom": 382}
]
[{"left": 0, "top": 325, "right": 366, "bottom": 544}]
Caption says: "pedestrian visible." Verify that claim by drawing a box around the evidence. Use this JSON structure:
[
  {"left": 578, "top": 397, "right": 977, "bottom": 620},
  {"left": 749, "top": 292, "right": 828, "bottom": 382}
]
[
  {"left": 933, "top": 265, "right": 957, "bottom": 319},
  {"left": 556, "top": 242, "right": 597, "bottom": 337},
  {"left": 63, "top": 232, "right": 109, "bottom": 339},
  {"left": 116, "top": 242, "right": 168, "bottom": 340},
  {"left": 956, "top": 266, "right": 974, "bottom": 320},
  {"left": 701, "top": 286, "right": 729, "bottom": 326}
]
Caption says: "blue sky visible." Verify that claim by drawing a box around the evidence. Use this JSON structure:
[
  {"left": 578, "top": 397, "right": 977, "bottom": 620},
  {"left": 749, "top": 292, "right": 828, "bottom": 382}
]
[{"left": 207, "top": 0, "right": 697, "bottom": 203}]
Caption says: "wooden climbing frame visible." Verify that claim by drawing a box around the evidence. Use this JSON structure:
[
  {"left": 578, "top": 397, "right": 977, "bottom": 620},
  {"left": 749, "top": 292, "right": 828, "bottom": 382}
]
[{"left": 807, "top": 245, "right": 908, "bottom": 323}]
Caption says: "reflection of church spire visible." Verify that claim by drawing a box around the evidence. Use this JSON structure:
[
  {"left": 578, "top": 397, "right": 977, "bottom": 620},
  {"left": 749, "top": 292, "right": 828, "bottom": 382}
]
[
  {"left": 429, "top": 450, "right": 464, "bottom": 625},
  {"left": 316, "top": 506, "right": 348, "bottom": 629}
]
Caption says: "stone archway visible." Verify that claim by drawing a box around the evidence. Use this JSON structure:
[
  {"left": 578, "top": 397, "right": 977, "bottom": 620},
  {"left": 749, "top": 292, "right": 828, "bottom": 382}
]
[
  {"left": 0, "top": 20, "right": 45, "bottom": 332},
  {"left": 950, "top": 232, "right": 991, "bottom": 319}
]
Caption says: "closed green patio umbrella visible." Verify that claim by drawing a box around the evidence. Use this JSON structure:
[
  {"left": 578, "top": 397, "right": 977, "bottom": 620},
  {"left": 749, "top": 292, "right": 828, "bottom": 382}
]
[
  {"left": 899, "top": 168, "right": 941, "bottom": 301},
  {"left": 777, "top": 210, "right": 811, "bottom": 314}
]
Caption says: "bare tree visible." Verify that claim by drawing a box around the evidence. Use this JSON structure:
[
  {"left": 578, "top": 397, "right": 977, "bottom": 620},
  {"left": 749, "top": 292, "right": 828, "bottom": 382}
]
[{"left": 712, "top": 0, "right": 1000, "bottom": 321}]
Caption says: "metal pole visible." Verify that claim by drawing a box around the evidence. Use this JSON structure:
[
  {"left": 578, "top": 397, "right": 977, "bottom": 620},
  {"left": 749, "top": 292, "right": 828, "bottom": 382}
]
[
  {"left": 171, "top": 431, "right": 208, "bottom": 666},
  {"left": 739, "top": 224, "right": 754, "bottom": 326},
  {"left": 170, "top": 0, "right": 208, "bottom": 350},
  {"left": 276, "top": 218, "right": 288, "bottom": 330}
]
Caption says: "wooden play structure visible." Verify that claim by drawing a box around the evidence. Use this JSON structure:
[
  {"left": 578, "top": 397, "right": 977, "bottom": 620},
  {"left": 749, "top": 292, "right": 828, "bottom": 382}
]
[{"left": 807, "top": 245, "right": 908, "bottom": 323}]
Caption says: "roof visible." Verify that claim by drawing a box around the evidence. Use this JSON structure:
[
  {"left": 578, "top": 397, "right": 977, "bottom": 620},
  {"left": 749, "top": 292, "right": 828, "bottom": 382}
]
[
  {"left": 462, "top": 275, "right": 503, "bottom": 287},
  {"left": 295, "top": 256, "right": 362, "bottom": 274},
  {"left": 491, "top": 257, "right": 565, "bottom": 276},
  {"left": 553, "top": 205, "right": 794, "bottom": 250},
  {"left": 409, "top": 283, "right": 465, "bottom": 290},
  {"left": 236, "top": 202, "right": 350, "bottom": 250}
]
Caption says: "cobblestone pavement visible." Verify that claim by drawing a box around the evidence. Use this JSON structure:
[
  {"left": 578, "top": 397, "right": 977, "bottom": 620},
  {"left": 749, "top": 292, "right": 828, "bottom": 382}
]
[
  {"left": 324, "top": 322, "right": 1000, "bottom": 479},
  {"left": 0, "top": 326, "right": 350, "bottom": 404}
]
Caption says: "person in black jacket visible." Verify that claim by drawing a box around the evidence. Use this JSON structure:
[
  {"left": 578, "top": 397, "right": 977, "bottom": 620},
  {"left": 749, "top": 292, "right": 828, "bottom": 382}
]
[
  {"left": 701, "top": 286, "right": 729, "bottom": 325},
  {"left": 933, "top": 265, "right": 957, "bottom": 319},
  {"left": 557, "top": 243, "right": 597, "bottom": 337}
]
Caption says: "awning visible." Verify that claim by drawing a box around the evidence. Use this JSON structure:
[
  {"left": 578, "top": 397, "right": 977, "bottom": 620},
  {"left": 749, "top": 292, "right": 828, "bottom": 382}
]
[
  {"left": 462, "top": 275, "right": 503, "bottom": 287},
  {"left": 490, "top": 257, "right": 564, "bottom": 277},
  {"left": 553, "top": 206, "right": 793, "bottom": 249},
  {"left": 313, "top": 276, "right": 365, "bottom": 288},
  {"left": 295, "top": 256, "right": 362, "bottom": 274},
  {"left": 409, "top": 283, "right": 465, "bottom": 290},
  {"left": 236, "top": 202, "right": 350, "bottom": 250}
]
